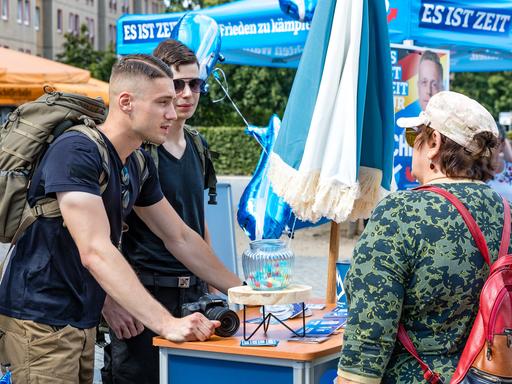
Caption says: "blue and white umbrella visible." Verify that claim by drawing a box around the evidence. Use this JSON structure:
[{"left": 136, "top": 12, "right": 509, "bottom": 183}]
[{"left": 269, "top": 0, "right": 394, "bottom": 223}]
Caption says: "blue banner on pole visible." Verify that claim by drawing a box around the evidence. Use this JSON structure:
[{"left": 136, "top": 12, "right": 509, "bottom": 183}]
[
  {"left": 118, "top": 0, "right": 512, "bottom": 72},
  {"left": 418, "top": 0, "right": 512, "bottom": 36},
  {"left": 121, "top": 17, "right": 179, "bottom": 44}
]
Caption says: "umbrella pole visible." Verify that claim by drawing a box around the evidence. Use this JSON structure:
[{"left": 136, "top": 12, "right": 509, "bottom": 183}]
[{"left": 326, "top": 221, "right": 340, "bottom": 303}]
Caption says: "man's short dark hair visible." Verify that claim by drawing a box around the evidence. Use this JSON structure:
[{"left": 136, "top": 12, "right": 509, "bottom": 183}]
[
  {"left": 110, "top": 54, "right": 174, "bottom": 83},
  {"left": 153, "top": 39, "right": 199, "bottom": 70},
  {"left": 419, "top": 50, "right": 443, "bottom": 81}
]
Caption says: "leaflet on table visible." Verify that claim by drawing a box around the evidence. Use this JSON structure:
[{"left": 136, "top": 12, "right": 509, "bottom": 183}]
[
  {"left": 294, "top": 318, "right": 347, "bottom": 337},
  {"left": 240, "top": 339, "right": 279, "bottom": 347},
  {"left": 322, "top": 303, "right": 348, "bottom": 319},
  {"left": 305, "top": 303, "right": 326, "bottom": 310},
  {"left": 289, "top": 303, "right": 313, "bottom": 318},
  {"left": 287, "top": 336, "right": 330, "bottom": 344},
  {"left": 246, "top": 303, "right": 316, "bottom": 324}
]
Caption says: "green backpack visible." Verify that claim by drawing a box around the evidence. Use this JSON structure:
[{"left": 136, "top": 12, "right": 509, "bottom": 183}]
[
  {"left": 0, "top": 89, "right": 147, "bottom": 246},
  {"left": 142, "top": 125, "right": 218, "bottom": 204}
]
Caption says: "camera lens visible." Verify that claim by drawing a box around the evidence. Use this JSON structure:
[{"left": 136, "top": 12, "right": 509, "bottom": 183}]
[{"left": 205, "top": 306, "right": 240, "bottom": 337}]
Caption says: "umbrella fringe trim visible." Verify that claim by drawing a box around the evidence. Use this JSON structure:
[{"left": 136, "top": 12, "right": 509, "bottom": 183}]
[
  {"left": 312, "top": 177, "right": 360, "bottom": 223},
  {"left": 269, "top": 154, "right": 385, "bottom": 223},
  {"left": 348, "top": 167, "right": 388, "bottom": 221}
]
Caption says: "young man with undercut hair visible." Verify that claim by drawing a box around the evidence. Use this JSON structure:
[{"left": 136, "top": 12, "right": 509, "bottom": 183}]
[
  {"left": 0, "top": 54, "right": 241, "bottom": 383},
  {"left": 102, "top": 39, "right": 222, "bottom": 384}
]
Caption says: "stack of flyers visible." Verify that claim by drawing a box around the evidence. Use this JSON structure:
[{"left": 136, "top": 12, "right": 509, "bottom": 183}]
[
  {"left": 294, "top": 318, "right": 347, "bottom": 337},
  {"left": 288, "top": 336, "right": 330, "bottom": 344},
  {"left": 245, "top": 316, "right": 273, "bottom": 325},
  {"left": 306, "top": 303, "right": 326, "bottom": 310},
  {"left": 289, "top": 303, "right": 313, "bottom": 319},
  {"left": 323, "top": 304, "right": 349, "bottom": 319},
  {"left": 246, "top": 303, "right": 313, "bottom": 325},
  {"left": 261, "top": 305, "right": 292, "bottom": 321},
  {"left": 288, "top": 318, "right": 346, "bottom": 344}
]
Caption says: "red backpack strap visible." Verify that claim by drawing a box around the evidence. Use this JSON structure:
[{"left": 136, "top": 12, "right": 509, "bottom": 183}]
[
  {"left": 397, "top": 324, "right": 445, "bottom": 383},
  {"left": 415, "top": 185, "right": 491, "bottom": 267},
  {"left": 498, "top": 197, "right": 510, "bottom": 257}
]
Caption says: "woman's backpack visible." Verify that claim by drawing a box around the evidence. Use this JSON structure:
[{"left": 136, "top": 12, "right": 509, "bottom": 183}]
[{"left": 398, "top": 185, "right": 512, "bottom": 384}]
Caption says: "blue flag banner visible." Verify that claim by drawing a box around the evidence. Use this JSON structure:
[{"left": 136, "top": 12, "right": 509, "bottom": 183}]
[
  {"left": 121, "top": 16, "right": 178, "bottom": 45},
  {"left": 418, "top": 1, "right": 512, "bottom": 37},
  {"left": 117, "top": 0, "right": 309, "bottom": 68},
  {"left": 388, "top": 0, "right": 512, "bottom": 71},
  {"left": 118, "top": 0, "right": 512, "bottom": 72}
]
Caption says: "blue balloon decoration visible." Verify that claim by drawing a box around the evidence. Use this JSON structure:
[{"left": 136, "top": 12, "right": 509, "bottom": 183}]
[
  {"left": 237, "top": 115, "right": 327, "bottom": 240},
  {"left": 0, "top": 371, "right": 11, "bottom": 384},
  {"left": 171, "top": 13, "right": 222, "bottom": 81},
  {"left": 279, "top": 0, "right": 317, "bottom": 23},
  {"left": 237, "top": 115, "right": 288, "bottom": 240}
]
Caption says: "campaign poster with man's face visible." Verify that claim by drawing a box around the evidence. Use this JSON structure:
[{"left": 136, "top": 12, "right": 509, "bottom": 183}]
[{"left": 391, "top": 45, "right": 450, "bottom": 190}]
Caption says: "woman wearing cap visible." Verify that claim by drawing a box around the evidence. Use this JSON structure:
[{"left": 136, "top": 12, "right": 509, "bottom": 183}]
[{"left": 336, "top": 91, "right": 508, "bottom": 383}]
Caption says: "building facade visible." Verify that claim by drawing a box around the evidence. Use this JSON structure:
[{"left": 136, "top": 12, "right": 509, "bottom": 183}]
[{"left": 0, "top": 0, "right": 165, "bottom": 58}]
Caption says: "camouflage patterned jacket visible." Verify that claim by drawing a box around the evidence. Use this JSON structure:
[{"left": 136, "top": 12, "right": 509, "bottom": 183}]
[{"left": 337, "top": 181, "right": 510, "bottom": 384}]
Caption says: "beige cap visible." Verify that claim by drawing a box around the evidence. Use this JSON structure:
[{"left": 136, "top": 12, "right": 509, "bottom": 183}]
[{"left": 396, "top": 91, "right": 499, "bottom": 153}]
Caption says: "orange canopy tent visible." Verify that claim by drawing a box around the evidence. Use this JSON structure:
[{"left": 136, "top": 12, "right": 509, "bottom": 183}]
[{"left": 0, "top": 47, "right": 109, "bottom": 105}]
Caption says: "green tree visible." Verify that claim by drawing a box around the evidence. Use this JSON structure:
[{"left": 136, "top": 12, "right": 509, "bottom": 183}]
[
  {"left": 57, "top": 25, "right": 116, "bottom": 82},
  {"left": 57, "top": 24, "right": 101, "bottom": 70},
  {"left": 89, "top": 45, "right": 117, "bottom": 82},
  {"left": 189, "top": 64, "right": 296, "bottom": 127},
  {"left": 451, "top": 71, "right": 512, "bottom": 118}
]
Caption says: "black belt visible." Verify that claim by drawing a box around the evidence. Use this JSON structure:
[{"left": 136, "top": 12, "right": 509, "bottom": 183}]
[{"left": 137, "top": 274, "right": 199, "bottom": 288}]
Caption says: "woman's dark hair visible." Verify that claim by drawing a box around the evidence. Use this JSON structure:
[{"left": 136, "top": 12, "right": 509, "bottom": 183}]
[{"left": 415, "top": 125, "right": 499, "bottom": 182}]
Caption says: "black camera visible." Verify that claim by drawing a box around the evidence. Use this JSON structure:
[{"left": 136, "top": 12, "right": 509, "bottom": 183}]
[{"left": 181, "top": 294, "right": 240, "bottom": 337}]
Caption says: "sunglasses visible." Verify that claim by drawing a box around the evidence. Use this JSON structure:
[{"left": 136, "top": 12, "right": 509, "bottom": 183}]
[
  {"left": 405, "top": 128, "right": 419, "bottom": 147},
  {"left": 173, "top": 78, "right": 204, "bottom": 94}
]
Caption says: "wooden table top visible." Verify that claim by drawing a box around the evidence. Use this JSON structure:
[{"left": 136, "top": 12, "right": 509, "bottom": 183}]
[
  {"left": 228, "top": 284, "right": 312, "bottom": 305},
  {"left": 153, "top": 303, "right": 343, "bottom": 362}
]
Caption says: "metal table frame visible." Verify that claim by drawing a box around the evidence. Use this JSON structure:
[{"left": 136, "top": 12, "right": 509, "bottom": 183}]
[{"left": 242, "top": 303, "right": 307, "bottom": 340}]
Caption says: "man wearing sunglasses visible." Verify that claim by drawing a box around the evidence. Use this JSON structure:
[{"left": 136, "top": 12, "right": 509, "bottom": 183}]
[{"left": 101, "top": 40, "right": 226, "bottom": 384}]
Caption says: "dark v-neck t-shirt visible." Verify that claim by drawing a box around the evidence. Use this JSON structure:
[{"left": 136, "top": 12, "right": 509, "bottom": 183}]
[
  {"left": 0, "top": 131, "right": 163, "bottom": 328},
  {"left": 122, "top": 133, "right": 206, "bottom": 275}
]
